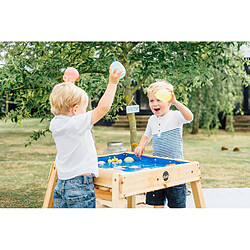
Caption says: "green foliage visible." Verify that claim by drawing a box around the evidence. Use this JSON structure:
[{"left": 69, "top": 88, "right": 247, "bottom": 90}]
[
  {"left": 1, "top": 41, "right": 250, "bottom": 146},
  {"left": 25, "top": 128, "right": 50, "bottom": 147},
  {"left": 182, "top": 42, "right": 249, "bottom": 132}
]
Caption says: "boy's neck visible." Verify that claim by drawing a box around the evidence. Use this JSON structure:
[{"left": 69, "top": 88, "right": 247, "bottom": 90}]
[{"left": 155, "top": 109, "right": 170, "bottom": 117}]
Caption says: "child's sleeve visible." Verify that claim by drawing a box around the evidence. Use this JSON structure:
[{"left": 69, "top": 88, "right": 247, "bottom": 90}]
[
  {"left": 74, "top": 111, "right": 93, "bottom": 133},
  {"left": 144, "top": 117, "right": 152, "bottom": 139},
  {"left": 176, "top": 111, "right": 193, "bottom": 125}
]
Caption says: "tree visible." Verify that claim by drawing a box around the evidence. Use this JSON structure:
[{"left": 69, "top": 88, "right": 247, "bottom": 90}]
[
  {"left": 164, "top": 42, "right": 250, "bottom": 133},
  {"left": 0, "top": 42, "right": 99, "bottom": 145},
  {"left": 1, "top": 41, "right": 249, "bottom": 149}
]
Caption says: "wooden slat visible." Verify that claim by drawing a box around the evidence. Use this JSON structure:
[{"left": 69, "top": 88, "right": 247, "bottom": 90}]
[
  {"left": 191, "top": 180, "right": 206, "bottom": 208},
  {"left": 94, "top": 168, "right": 122, "bottom": 188},
  {"left": 42, "top": 162, "right": 58, "bottom": 208},
  {"left": 95, "top": 188, "right": 112, "bottom": 201},
  {"left": 112, "top": 173, "right": 127, "bottom": 208},
  {"left": 119, "top": 161, "right": 201, "bottom": 198},
  {"left": 127, "top": 196, "right": 136, "bottom": 208}
]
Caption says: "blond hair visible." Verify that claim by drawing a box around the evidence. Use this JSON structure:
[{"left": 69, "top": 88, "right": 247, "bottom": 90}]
[
  {"left": 49, "top": 82, "right": 88, "bottom": 115},
  {"left": 146, "top": 80, "right": 173, "bottom": 95}
]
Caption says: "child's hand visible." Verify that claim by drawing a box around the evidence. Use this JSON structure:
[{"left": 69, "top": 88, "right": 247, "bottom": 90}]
[
  {"left": 109, "top": 66, "right": 124, "bottom": 84},
  {"left": 134, "top": 145, "right": 145, "bottom": 158},
  {"left": 170, "top": 91, "right": 177, "bottom": 104}
]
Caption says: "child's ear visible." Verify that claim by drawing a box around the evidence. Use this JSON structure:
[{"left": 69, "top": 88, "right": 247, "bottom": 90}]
[
  {"left": 74, "top": 104, "right": 79, "bottom": 111},
  {"left": 72, "top": 104, "right": 79, "bottom": 115}
]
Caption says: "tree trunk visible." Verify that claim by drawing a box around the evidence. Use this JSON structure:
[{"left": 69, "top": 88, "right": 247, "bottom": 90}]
[
  {"left": 191, "top": 86, "right": 202, "bottom": 134},
  {"left": 87, "top": 96, "right": 95, "bottom": 142},
  {"left": 125, "top": 86, "right": 138, "bottom": 151},
  {"left": 5, "top": 93, "right": 9, "bottom": 114},
  {"left": 192, "top": 111, "right": 200, "bottom": 134},
  {"left": 120, "top": 42, "right": 138, "bottom": 152}
]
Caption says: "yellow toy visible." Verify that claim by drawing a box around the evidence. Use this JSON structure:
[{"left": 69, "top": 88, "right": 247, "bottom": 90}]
[
  {"left": 108, "top": 157, "right": 122, "bottom": 163},
  {"left": 154, "top": 89, "right": 173, "bottom": 102}
]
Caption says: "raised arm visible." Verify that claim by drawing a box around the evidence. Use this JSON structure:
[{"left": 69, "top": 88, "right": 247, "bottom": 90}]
[
  {"left": 170, "top": 93, "right": 193, "bottom": 121},
  {"left": 91, "top": 67, "right": 123, "bottom": 125}
]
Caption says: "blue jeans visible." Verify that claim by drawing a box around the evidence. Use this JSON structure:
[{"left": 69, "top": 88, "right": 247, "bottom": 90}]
[
  {"left": 146, "top": 184, "right": 186, "bottom": 208},
  {"left": 53, "top": 175, "right": 96, "bottom": 208}
]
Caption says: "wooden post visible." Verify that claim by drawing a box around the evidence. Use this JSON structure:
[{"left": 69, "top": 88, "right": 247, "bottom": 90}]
[
  {"left": 190, "top": 180, "right": 206, "bottom": 208},
  {"left": 127, "top": 196, "right": 136, "bottom": 208},
  {"left": 112, "top": 173, "right": 127, "bottom": 208},
  {"left": 95, "top": 188, "right": 112, "bottom": 201},
  {"left": 42, "top": 162, "right": 58, "bottom": 208},
  {"left": 5, "top": 93, "right": 9, "bottom": 113},
  {"left": 125, "top": 87, "right": 138, "bottom": 151}
]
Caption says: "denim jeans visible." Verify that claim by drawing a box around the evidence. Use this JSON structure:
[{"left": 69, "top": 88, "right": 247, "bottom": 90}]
[
  {"left": 53, "top": 175, "right": 96, "bottom": 208},
  {"left": 146, "top": 184, "right": 186, "bottom": 208}
]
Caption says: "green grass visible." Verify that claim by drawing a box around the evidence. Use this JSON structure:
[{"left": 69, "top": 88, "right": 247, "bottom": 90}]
[
  {"left": 183, "top": 131, "right": 250, "bottom": 188},
  {"left": 0, "top": 118, "right": 250, "bottom": 208}
]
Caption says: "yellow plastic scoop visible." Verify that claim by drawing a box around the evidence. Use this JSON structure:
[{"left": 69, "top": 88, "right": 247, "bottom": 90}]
[{"left": 154, "top": 89, "right": 172, "bottom": 102}]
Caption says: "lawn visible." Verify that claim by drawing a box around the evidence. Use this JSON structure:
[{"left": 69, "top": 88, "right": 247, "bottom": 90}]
[{"left": 0, "top": 118, "right": 249, "bottom": 208}]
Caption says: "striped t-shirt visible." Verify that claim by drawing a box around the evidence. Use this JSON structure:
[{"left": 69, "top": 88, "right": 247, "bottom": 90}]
[{"left": 144, "top": 110, "right": 192, "bottom": 159}]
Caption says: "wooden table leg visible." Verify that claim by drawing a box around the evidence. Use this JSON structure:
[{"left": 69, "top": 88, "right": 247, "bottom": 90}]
[
  {"left": 112, "top": 173, "right": 126, "bottom": 208},
  {"left": 42, "top": 162, "right": 58, "bottom": 208},
  {"left": 190, "top": 180, "right": 206, "bottom": 208},
  {"left": 127, "top": 196, "right": 136, "bottom": 208}
]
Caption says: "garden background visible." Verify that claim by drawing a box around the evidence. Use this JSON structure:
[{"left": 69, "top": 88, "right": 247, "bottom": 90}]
[
  {"left": 1, "top": 1, "right": 250, "bottom": 249},
  {"left": 1, "top": 41, "right": 250, "bottom": 208}
]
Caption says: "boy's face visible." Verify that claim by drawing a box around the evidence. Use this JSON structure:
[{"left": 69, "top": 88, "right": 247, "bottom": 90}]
[{"left": 148, "top": 92, "right": 171, "bottom": 117}]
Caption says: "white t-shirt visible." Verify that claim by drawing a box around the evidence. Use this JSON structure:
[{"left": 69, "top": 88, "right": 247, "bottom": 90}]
[
  {"left": 49, "top": 111, "right": 98, "bottom": 180},
  {"left": 144, "top": 110, "right": 192, "bottom": 159}
]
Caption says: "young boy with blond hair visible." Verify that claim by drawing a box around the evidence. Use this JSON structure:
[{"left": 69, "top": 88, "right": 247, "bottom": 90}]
[
  {"left": 49, "top": 66, "right": 123, "bottom": 208},
  {"left": 134, "top": 80, "right": 193, "bottom": 208}
]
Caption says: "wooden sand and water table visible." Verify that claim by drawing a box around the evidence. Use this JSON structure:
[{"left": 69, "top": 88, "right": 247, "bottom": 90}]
[{"left": 43, "top": 152, "right": 206, "bottom": 208}]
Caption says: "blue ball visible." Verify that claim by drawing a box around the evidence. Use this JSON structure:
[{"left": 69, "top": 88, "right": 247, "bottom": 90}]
[{"left": 111, "top": 60, "right": 126, "bottom": 79}]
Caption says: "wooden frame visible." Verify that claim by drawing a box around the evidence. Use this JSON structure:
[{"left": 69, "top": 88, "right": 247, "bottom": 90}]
[
  {"left": 42, "top": 162, "right": 58, "bottom": 208},
  {"left": 43, "top": 153, "right": 205, "bottom": 208}
]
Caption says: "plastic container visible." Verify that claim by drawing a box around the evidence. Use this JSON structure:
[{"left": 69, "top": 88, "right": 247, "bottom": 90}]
[
  {"left": 110, "top": 60, "right": 126, "bottom": 79},
  {"left": 103, "top": 142, "right": 127, "bottom": 154}
]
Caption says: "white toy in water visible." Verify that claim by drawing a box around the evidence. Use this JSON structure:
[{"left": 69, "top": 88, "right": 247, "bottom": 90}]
[
  {"left": 111, "top": 60, "right": 126, "bottom": 79},
  {"left": 124, "top": 157, "right": 134, "bottom": 163}
]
